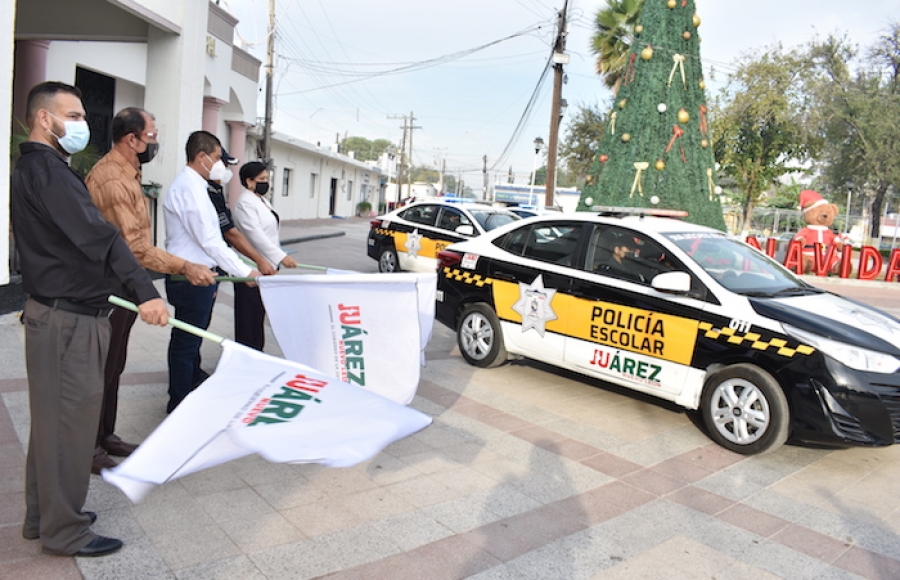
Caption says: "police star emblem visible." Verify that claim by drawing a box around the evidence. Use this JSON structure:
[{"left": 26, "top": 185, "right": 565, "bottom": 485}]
[
  {"left": 512, "top": 275, "right": 558, "bottom": 336},
  {"left": 405, "top": 229, "right": 423, "bottom": 259}
]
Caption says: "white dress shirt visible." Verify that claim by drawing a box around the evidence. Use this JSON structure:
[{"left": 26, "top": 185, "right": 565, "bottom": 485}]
[
  {"left": 162, "top": 166, "right": 252, "bottom": 278},
  {"left": 232, "top": 189, "right": 287, "bottom": 269}
]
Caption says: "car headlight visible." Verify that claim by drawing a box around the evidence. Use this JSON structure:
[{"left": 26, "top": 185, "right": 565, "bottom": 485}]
[{"left": 784, "top": 324, "right": 900, "bottom": 374}]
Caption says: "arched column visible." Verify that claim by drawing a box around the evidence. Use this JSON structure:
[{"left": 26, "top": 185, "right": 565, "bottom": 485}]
[
  {"left": 202, "top": 97, "right": 226, "bottom": 134},
  {"left": 12, "top": 40, "right": 50, "bottom": 131},
  {"left": 225, "top": 120, "right": 250, "bottom": 207}
]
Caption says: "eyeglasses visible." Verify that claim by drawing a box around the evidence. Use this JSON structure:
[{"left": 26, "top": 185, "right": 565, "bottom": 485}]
[{"left": 134, "top": 131, "right": 159, "bottom": 142}]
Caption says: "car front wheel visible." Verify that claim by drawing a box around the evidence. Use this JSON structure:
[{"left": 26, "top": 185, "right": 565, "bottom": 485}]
[
  {"left": 457, "top": 303, "right": 507, "bottom": 368},
  {"left": 378, "top": 245, "right": 399, "bottom": 273},
  {"left": 701, "top": 364, "right": 789, "bottom": 455}
]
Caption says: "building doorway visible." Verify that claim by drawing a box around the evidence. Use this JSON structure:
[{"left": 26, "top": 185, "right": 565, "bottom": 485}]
[
  {"left": 329, "top": 178, "right": 338, "bottom": 216},
  {"left": 75, "top": 67, "right": 115, "bottom": 155}
]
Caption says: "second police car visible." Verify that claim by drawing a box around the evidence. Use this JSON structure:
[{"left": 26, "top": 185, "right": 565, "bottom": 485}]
[
  {"left": 434, "top": 209, "right": 900, "bottom": 455},
  {"left": 367, "top": 199, "right": 520, "bottom": 273}
]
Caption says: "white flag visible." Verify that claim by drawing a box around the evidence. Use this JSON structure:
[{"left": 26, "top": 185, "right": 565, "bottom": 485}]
[
  {"left": 258, "top": 272, "right": 436, "bottom": 405},
  {"left": 103, "top": 341, "right": 432, "bottom": 503}
]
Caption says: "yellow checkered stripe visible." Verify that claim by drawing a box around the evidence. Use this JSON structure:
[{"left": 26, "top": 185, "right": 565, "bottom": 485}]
[
  {"left": 698, "top": 322, "right": 816, "bottom": 358},
  {"left": 442, "top": 267, "right": 493, "bottom": 287},
  {"left": 374, "top": 227, "right": 395, "bottom": 236}
]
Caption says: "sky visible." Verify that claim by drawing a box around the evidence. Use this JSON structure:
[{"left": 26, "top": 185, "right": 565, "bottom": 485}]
[{"left": 221, "top": 0, "right": 900, "bottom": 191}]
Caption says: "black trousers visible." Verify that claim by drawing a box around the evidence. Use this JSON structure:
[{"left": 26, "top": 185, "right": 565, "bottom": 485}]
[
  {"left": 98, "top": 306, "right": 138, "bottom": 446},
  {"left": 234, "top": 282, "right": 265, "bottom": 351}
]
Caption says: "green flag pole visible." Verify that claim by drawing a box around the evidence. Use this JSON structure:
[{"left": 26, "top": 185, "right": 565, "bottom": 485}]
[
  {"left": 108, "top": 296, "right": 225, "bottom": 344},
  {"left": 168, "top": 275, "right": 256, "bottom": 283}
]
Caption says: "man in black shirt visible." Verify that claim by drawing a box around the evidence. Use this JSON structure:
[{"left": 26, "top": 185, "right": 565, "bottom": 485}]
[{"left": 11, "top": 81, "right": 168, "bottom": 557}]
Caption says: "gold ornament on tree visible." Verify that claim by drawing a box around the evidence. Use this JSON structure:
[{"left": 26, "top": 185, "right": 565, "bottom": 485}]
[
  {"left": 618, "top": 98, "right": 627, "bottom": 109},
  {"left": 666, "top": 0, "right": 676, "bottom": 8},
  {"left": 677, "top": 108, "right": 690, "bottom": 124},
  {"left": 682, "top": 31, "right": 691, "bottom": 40},
  {"left": 701, "top": 139, "right": 709, "bottom": 149},
  {"left": 699, "top": 79, "right": 706, "bottom": 90},
  {"left": 655, "top": 159, "right": 666, "bottom": 171},
  {"left": 621, "top": 133, "right": 631, "bottom": 143},
  {"left": 692, "top": 14, "right": 701, "bottom": 27},
  {"left": 635, "top": 24, "right": 644, "bottom": 34},
  {"left": 641, "top": 45, "right": 654, "bottom": 61}
]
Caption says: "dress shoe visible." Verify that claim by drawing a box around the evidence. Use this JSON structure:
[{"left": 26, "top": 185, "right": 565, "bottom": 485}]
[
  {"left": 101, "top": 434, "right": 138, "bottom": 457},
  {"left": 23, "top": 511, "right": 97, "bottom": 540},
  {"left": 92, "top": 450, "right": 118, "bottom": 475},
  {"left": 74, "top": 535, "right": 123, "bottom": 557}
]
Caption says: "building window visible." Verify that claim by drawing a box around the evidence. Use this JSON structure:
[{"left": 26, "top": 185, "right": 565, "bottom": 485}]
[
  {"left": 282, "top": 168, "right": 292, "bottom": 197},
  {"left": 309, "top": 173, "right": 317, "bottom": 198},
  {"left": 347, "top": 180, "right": 353, "bottom": 201}
]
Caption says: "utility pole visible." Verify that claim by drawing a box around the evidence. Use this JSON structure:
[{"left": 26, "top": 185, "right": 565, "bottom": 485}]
[
  {"left": 388, "top": 114, "right": 408, "bottom": 201},
  {"left": 262, "top": 0, "right": 275, "bottom": 166},
  {"left": 407, "top": 111, "right": 422, "bottom": 199},
  {"left": 482, "top": 155, "right": 489, "bottom": 202},
  {"left": 545, "top": 0, "right": 569, "bottom": 207}
]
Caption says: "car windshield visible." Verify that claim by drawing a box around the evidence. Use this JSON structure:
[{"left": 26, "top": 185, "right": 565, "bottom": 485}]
[
  {"left": 664, "top": 232, "right": 822, "bottom": 296},
  {"left": 469, "top": 209, "right": 520, "bottom": 231}
]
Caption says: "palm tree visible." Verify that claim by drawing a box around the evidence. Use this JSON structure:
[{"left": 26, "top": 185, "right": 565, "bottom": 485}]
[{"left": 591, "top": 0, "right": 645, "bottom": 94}]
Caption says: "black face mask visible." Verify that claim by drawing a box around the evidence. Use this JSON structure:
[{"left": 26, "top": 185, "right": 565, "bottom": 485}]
[
  {"left": 138, "top": 142, "right": 159, "bottom": 164},
  {"left": 254, "top": 182, "right": 270, "bottom": 196}
]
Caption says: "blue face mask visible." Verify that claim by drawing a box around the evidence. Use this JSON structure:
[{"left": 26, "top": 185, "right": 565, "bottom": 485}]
[{"left": 48, "top": 113, "right": 91, "bottom": 155}]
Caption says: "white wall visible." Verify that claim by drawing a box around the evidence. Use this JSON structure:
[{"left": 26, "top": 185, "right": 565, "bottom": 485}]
[
  {"left": 46, "top": 41, "right": 147, "bottom": 86},
  {"left": 267, "top": 136, "right": 381, "bottom": 220}
]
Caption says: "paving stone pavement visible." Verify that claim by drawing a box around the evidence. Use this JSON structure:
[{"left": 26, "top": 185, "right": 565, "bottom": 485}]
[{"left": 3, "top": 219, "right": 900, "bottom": 579}]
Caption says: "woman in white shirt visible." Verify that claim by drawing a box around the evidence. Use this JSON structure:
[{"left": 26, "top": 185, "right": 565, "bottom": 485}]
[{"left": 232, "top": 161, "right": 298, "bottom": 349}]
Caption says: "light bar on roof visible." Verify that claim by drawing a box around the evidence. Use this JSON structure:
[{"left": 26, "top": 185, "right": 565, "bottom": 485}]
[{"left": 591, "top": 206, "right": 689, "bottom": 219}]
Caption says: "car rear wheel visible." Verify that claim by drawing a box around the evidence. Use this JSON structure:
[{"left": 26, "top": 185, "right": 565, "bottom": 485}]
[
  {"left": 701, "top": 364, "right": 789, "bottom": 455},
  {"left": 457, "top": 303, "right": 507, "bottom": 368},
  {"left": 378, "top": 245, "right": 399, "bottom": 273}
]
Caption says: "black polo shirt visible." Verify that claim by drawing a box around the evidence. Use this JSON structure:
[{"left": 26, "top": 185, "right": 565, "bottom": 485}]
[{"left": 11, "top": 142, "right": 160, "bottom": 308}]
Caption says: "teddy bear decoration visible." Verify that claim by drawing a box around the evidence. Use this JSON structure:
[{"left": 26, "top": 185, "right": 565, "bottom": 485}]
[{"left": 792, "top": 189, "right": 850, "bottom": 274}]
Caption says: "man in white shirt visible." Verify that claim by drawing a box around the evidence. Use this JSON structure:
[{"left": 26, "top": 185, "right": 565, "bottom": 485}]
[{"left": 162, "top": 130, "right": 261, "bottom": 412}]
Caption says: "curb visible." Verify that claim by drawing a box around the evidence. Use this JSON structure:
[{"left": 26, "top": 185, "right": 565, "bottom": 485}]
[{"left": 279, "top": 231, "right": 346, "bottom": 246}]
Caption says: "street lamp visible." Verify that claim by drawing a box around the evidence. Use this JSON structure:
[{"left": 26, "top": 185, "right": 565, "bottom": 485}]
[{"left": 530, "top": 136, "right": 544, "bottom": 207}]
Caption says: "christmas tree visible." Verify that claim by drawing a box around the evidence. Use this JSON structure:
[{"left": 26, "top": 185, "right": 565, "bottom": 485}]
[{"left": 576, "top": 0, "right": 726, "bottom": 231}]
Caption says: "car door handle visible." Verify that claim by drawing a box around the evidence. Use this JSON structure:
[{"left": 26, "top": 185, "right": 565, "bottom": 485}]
[{"left": 493, "top": 271, "right": 516, "bottom": 281}]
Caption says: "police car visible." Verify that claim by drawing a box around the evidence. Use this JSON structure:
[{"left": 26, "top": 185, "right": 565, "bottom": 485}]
[
  {"left": 435, "top": 208, "right": 900, "bottom": 455},
  {"left": 367, "top": 200, "right": 520, "bottom": 273}
]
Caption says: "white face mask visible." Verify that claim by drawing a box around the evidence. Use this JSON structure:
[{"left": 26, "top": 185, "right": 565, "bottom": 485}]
[
  {"left": 204, "top": 155, "right": 231, "bottom": 183},
  {"left": 219, "top": 167, "right": 234, "bottom": 185},
  {"left": 48, "top": 113, "right": 90, "bottom": 155}
]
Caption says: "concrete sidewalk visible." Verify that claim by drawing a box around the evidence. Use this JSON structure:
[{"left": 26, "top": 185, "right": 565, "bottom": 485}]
[{"left": 3, "top": 223, "right": 900, "bottom": 579}]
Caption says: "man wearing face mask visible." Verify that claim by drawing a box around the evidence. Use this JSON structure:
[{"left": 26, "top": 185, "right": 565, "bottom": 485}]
[
  {"left": 162, "top": 131, "right": 261, "bottom": 413},
  {"left": 86, "top": 108, "right": 217, "bottom": 475},
  {"left": 12, "top": 82, "right": 169, "bottom": 557}
]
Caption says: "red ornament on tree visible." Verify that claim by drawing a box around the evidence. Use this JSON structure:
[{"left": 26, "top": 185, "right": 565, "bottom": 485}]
[{"left": 600, "top": 154, "right": 609, "bottom": 163}]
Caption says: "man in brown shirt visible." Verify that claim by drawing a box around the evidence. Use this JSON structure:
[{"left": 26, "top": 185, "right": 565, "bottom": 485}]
[{"left": 86, "top": 108, "right": 215, "bottom": 474}]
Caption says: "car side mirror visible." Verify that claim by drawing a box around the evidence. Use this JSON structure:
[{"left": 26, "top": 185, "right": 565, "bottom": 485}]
[
  {"left": 651, "top": 271, "right": 691, "bottom": 293},
  {"left": 456, "top": 224, "right": 475, "bottom": 236}
]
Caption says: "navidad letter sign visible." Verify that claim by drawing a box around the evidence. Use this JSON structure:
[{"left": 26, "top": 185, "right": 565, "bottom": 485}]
[{"left": 745, "top": 237, "right": 900, "bottom": 282}]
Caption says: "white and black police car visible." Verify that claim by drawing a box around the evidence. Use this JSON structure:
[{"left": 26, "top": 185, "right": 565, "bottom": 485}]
[
  {"left": 367, "top": 200, "right": 520, "bottom": 273},
  {"left": 435, "top": 208, "right": 900, "bottom": 455}
]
